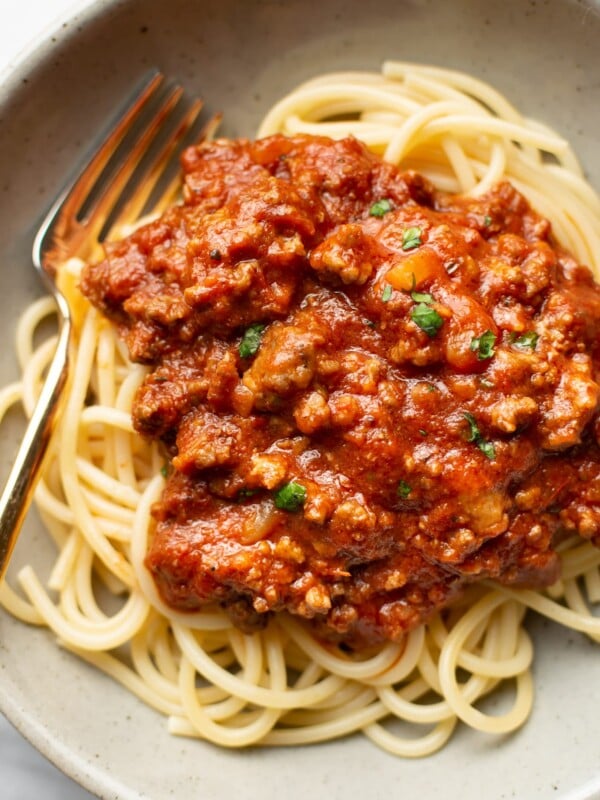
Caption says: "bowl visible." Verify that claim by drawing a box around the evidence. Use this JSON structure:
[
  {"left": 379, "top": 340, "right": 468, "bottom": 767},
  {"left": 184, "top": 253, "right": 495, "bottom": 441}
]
[{"left": 1, "top": 1, "right": 600, "bottom": 798}]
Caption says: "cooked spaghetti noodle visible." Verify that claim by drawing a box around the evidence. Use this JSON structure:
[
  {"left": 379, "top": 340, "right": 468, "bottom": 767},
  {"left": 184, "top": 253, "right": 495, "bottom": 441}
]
[{"left": 2, "top": 61, "right": 600, "bottom": 757}]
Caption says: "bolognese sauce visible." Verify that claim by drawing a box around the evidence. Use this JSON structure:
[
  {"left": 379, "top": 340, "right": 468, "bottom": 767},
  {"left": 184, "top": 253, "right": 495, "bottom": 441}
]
[{"left": 80, "top": 134, "right": 600, "bottom": 646}]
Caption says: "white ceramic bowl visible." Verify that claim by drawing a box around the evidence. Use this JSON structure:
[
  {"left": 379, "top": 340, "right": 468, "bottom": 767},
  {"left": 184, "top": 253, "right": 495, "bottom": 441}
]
[{"left": 2, "top": 1, "right": 600, "bottom": 798}]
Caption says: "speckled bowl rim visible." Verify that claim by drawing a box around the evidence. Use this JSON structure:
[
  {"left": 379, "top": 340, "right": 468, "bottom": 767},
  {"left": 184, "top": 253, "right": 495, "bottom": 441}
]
[{"left": 0, "top": 0, "right": 99, "bottom": 90}]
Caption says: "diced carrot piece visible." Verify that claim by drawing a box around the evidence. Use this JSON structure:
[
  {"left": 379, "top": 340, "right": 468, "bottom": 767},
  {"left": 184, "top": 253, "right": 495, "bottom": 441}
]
[{"left": 385, "top": 246, "right": 443, "bottom": 291}]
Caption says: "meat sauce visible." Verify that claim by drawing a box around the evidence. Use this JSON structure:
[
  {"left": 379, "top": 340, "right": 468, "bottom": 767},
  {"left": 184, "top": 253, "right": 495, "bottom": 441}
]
[{"left": 81, "top": 134, "right": 600, "bottom": 646}]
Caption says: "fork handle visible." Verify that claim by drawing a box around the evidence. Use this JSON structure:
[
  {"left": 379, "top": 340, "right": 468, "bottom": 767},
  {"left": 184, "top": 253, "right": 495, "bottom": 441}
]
[{"left": 0, "top": 314, "right": 71, "bottom": 579}]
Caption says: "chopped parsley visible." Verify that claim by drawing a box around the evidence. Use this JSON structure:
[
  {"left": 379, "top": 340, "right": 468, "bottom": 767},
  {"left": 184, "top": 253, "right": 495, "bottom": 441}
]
[
  {"left": 483, "top": 214, "right": 492, "bottom": 227},
  {"left": 160, "top": 464, "right": 169, "bottom": 478},
  {"left": 369, "top": 198, "right": 393, "bottom": 217},
  {"left": 510, "top": 331, "right": 539, "bottom": 350},
  {"left": 478, "top": 440, "right": 496, "bottom": 459},
  {"left": 463, "top": 412, "right": 496, "bottom": 460},
  {"left": 209, "top": 249, "right": 222, "bottom": 260},
  {"left": 410, "top": 290, "right": 434, "bottom": 304},
  {"left": 408, "top": 288, "right": 443, "bottom": 337},
  {"left": 273, "top": 481, "right": 307, "bottom": 512},
  {"left": 382, "top": 284, "right": 393, "bottom": 302},
  {"left": 470, "top": 329, "right": 497, "bottom": 360},
  {"left": 402, "top": 226, "right": 423, "bottom": 250},
  {"left": 463, "top": 412, "right": 480, "bottom": 442},
  {"left": 239, "top": 323, "right": 266, "bottom": 358},
  {"left": 419, "top": 428, "right": 428, "bottom": 437},
  {"left": 411, "top": 303, "right": 443, "bottom": 337},
  {"left": 397, "top": 480, "right": 412, "bottom": 499}
]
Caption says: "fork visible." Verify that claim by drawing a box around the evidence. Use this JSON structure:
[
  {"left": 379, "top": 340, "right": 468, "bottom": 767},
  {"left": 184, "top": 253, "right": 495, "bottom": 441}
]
[{"left": 0, "top": 71, "right": 209, "bottom": 579}]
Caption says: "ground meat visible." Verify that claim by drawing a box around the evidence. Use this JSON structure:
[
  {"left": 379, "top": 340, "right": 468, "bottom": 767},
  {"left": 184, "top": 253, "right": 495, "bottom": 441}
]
[{"left": 80, "top": 134, "right": 600, "bottom": 647}]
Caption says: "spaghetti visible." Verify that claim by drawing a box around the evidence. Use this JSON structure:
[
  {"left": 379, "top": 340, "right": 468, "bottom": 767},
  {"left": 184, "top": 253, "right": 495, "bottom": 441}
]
[{"left": 2, "top": 61, "right": 600, "bottom": 757}]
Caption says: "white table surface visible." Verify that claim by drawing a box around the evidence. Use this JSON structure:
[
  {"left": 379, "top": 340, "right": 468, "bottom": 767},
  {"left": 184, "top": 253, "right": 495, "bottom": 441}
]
[{"left": 1, "top": 5, "right": 98, "bottom": 798}]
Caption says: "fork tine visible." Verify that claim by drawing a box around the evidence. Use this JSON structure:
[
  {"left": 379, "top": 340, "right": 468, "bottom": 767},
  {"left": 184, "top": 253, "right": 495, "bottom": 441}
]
[
  {"left": 54, "top": 73, "right": 165, "bottom": 238},
  {"left": 104, "top": 96, "right": 205, "bottom": 238},
  {"left": 35, "top": 71, "right": 165, "bottom": 275},
  {"left": 79, "top": 84, "right": 186, "bottom": 244}
]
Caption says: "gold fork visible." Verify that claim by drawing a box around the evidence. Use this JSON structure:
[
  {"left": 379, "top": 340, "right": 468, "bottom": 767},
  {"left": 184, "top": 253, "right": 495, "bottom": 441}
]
[{"left": 0, "top": 71, "right": 208, "bottom": 578}]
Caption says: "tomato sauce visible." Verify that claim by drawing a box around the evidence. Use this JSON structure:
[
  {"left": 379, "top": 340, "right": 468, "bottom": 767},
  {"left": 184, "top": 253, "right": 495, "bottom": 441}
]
[{"left": 81, "top": 134, "right": 600, "bottom": 646}]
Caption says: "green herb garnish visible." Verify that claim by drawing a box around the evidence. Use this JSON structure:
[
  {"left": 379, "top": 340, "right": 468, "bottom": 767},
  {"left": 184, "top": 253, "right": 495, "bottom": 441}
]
[
  {"left": 160, "top": 464, "right": 169, "bottom": 478},
  {"left": 463, "top": 412, "right": 496, "bottom": 459},
  {"left": 463, "top": 412, "right": 480, "bottom": 442},
  {"left": 483, "top": 215, "right": 492, "bottom": 227},
  {"left": 369, "top": 198, "right": 393, "bottom": 217},
  {"left": 470, "top": 329, "right": 497, "bottom": 360},
  {"left": 402, "top": 226, "right": 423, "bottom": 250},
  {"left": 408, "top": 289, "right": 443, "bottom": 337},
  {"left": 410, "top": 290, "right": 434, "bottom": 304},
  {"left": 397, "top": 480, "right": 412, "bottom": 499},
  {"left": 239, "top": 323, "right": 266, "bottom": 358},
  {"left": 382, "top": 284, "right": 393, "bottom": 302},
  {"left": 510, "top": 331, "right": 539, "bottom": 350},
  {"left": 478, "top": 440, "right": 496, "bottom": 459},
  {"left": 411, "top": 303, "right": 443, "bottom": 337},
  {"left": 273, "top": 481, "right": 307, "bottom": 512}
]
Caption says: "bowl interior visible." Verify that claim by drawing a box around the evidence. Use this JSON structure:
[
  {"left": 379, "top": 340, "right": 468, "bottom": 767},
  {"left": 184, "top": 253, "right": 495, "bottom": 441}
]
[{"left": 1, "top": 1, "right": 600, "bottom": 798}]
